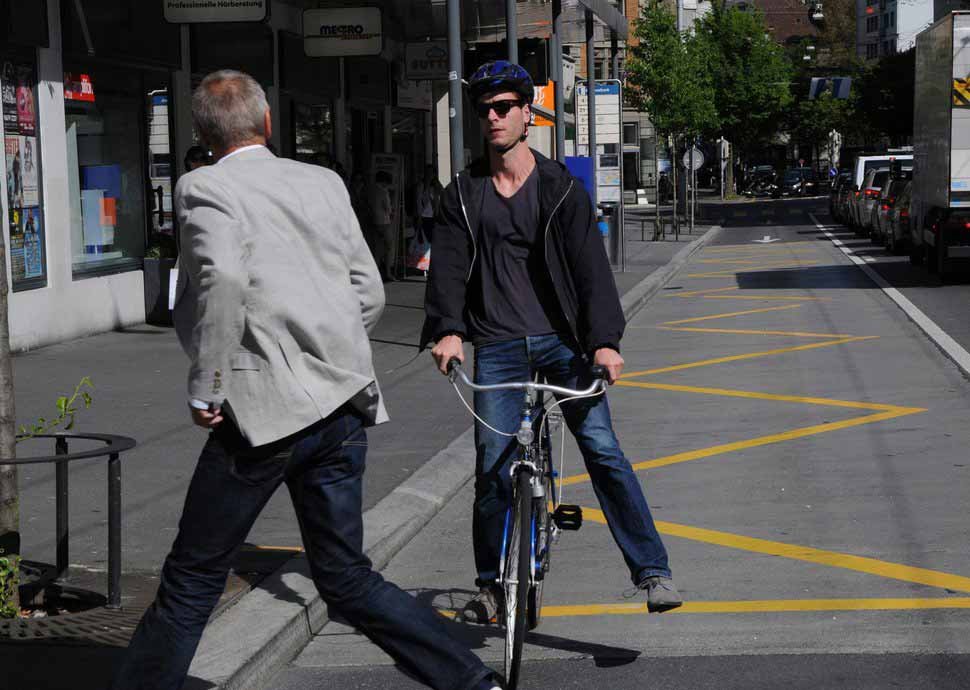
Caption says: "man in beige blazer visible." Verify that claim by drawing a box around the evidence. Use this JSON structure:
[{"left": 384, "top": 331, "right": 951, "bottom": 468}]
[{"left": 111, "top": 70, "right": 500, "bottom": 690}]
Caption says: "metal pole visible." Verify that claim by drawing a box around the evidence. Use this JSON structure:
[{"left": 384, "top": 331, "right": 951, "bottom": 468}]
[
  {"left": 335, "top": 57, "right": 347, "bottom": 168},
  {"left": 654, "top": 135, "right": 661, "bottom": 238},
  {"left": 506, "top": 0, "right": 518, "bottom": 63},
  {"left": 55, "top": 436, "right": 68, "bottom": 579},
  {"left": 107, "top": 453, "right": 121, "bottom": 609},
  {"left": 610, "top": 34, "right": 619, "bottom": 80},
  {"left": 687, "top": 142, "right": 697, "bottom": 235},
  {"left": 671, "top": 135, "right": 678, "bottom": 239},
  {"left": 585, "top": 9, "right": 597, "bottom": 209},
  {"left": 447, "top": 0, "right": 464, "bottom": 178},
  {"left": 719, "top": 136, "right": 724, "bottom": 200},
  {"left": 552, "top": 0, "right": 565, "bottom": 162},
  {"left": 676, "top": 0, "right": 683, "bottom": 33}
]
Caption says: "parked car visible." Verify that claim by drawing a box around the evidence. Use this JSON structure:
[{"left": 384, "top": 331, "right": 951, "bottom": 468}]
[
  {"left": 871, "top": 172, "right": 913, "bottom": 244},
  {"left": 852, "top": 167, "right": 890, "bottom": 234},
  {"left": 743, "top": 165, "right": 777, "bottom": 196},
  {"left": 886, "top": 180, "right": 914, "bottom": 254},
  {"left": 829, "top": 172, "right": 852, "bottom": 220},
  {"left": 775, "top": 167, "right": 816, "bottom": 197},
  {"left": 844, "top": 153, "right": 913, "bottom": 229}
]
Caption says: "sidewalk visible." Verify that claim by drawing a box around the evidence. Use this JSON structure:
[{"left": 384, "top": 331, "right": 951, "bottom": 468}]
[{"left": 1, "top": 223, "right": 719, "bottom": 689}]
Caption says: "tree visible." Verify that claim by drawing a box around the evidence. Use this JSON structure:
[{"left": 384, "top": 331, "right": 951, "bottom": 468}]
[
  {"left": 856, "top": 48, "right": 916, "bottom": 147},
  {"left": 625, "top": 1, "right": 718, "bottom": 138},
  {"left": 0, "top": 228, "right": 17, "bottom": 614},
  {"left": 694, "top": 4, "right": 792, "bottom": 161}
]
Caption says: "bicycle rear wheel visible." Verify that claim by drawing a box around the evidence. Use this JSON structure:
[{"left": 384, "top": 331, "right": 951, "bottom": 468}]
[{"left": 503, "top": 469, "right": 532, "bottom": 689}]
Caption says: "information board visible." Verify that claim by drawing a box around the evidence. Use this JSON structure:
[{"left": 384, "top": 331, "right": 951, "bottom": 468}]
[{"left": 576, "top": 80, "right": 622, "bottom": 203}]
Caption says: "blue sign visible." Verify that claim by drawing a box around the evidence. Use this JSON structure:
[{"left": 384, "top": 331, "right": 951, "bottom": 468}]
[{"left": 829, "top": 167, "right": 838, "bottom": 178}]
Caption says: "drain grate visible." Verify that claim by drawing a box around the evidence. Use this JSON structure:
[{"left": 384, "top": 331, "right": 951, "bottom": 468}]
[{"left": 0, "top": 606, "right": 141, "bottom": 646}]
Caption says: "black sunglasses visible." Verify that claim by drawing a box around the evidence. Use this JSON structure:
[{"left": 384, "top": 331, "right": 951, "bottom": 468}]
[{"left": 475, "top": 99, "right": 524, "bottom": 118}]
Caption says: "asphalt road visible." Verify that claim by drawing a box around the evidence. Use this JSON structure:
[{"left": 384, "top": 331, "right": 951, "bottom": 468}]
[{"left": 271, "top": 198, "right": 970, "bottom": 689}]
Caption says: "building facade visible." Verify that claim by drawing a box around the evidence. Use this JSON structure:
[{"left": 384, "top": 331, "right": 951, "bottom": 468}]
[{"left": 857, "top": 0, "right": 934, "bottom": 60}]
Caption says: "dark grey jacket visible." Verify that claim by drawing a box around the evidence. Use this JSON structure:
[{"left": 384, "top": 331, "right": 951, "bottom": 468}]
[{"left": 421, "top": 149, "right": 625, "bottom": 353}]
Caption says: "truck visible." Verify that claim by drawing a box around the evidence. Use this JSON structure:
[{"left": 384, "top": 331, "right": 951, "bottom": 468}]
[{"left": 911, "top": 11, "right": 970, "bottom": 276}]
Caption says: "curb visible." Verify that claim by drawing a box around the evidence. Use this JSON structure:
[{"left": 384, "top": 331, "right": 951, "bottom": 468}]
[
  {"left": 196, "top": 228, "right": 720, "bottom": 690},
  {"left": 620, "top": 225, "right": 722, "bottom": 319}
]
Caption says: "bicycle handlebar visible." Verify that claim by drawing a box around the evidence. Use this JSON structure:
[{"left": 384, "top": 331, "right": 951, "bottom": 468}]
[{"left": 447, "top": 358, "right": 608, "bottom": 397}]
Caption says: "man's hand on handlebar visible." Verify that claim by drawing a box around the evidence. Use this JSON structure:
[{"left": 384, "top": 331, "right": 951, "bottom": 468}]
[
  {"left": 593, "top": 347, "right": 624, "bottom": 384},
  {"left": 432, "top": 334, "right": 465, "bottom": 375}
]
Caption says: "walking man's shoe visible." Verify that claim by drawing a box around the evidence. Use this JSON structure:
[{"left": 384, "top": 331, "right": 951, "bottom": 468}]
[
  {"left": 462, "top": 585, "right": 503, "bottom": 624},
  {"left": 640, "top": 576, "right": 683, "bottom": 613}
]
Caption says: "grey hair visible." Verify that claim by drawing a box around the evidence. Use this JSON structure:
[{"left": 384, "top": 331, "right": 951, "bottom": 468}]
[{"left": 192, "top": 70, "right": 268, "bottom": 151}]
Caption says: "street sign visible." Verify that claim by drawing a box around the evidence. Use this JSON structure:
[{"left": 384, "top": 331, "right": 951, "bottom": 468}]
[
  {"left": 829, "top": 166, "right": 838, "bottom": 178},
  {"left": 681, "top": 146, "right": 704, "bottom": 170}
]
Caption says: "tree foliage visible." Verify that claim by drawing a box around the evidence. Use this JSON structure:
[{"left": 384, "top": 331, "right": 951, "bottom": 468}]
[
  {"left": 625, "top": 1, "right": 717, "bottom": 138},
  {"left": 693, "top": 4, "right": 792, "bottom": 158}
]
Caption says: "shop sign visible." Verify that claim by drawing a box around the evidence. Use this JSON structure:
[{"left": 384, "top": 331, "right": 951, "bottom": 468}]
[
  {"left": 405, "top": 42, "right": 448, "bottom": 81},
  {"left": 64, "top": 73, "right": 95, "bottom": 103},
  {"left": 304, "top": 7, "right": 382, "bottom": 57},
  {"left": 531, "top": 81, "right": 555, "bottom": 127},
  {"left": 163, "top": 0, "right": 267, "bottom": 24},
  {"left": 397, "top": 80, "right": 432, "bottom": 111}
]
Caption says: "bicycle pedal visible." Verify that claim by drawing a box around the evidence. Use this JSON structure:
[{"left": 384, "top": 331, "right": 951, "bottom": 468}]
[{"left": 552, "top": 504, "right": 583, "bottom": 531}]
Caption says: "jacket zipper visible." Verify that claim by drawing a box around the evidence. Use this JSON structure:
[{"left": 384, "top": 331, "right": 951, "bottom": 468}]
[
  {"left": 456, "top": 173, "right": 477, "bottom": 283},
  {"left": 543, "top": 180, "right": 582, "bottom": 346}
]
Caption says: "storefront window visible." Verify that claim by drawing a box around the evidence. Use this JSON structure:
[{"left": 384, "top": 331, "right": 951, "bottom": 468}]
[
  {"left": 1, "top": 51, "right": 47, "bottom": 291},
  {"left": 63, "top": 65, "right": 173, "bottom": 276}
]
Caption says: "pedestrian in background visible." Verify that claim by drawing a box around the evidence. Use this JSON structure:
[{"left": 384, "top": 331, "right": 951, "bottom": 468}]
[
  {"left": 414, "top": 163, "right": 442, "bottom": 245},
  {"left": 369, "top": 169, "right": 396, "bottom": 281},
  {"left": 111, "top": 69, "right": 502, "bottom": 690},
  {"left": 183, "top": 145, "right": 210, "bottom": 172}
]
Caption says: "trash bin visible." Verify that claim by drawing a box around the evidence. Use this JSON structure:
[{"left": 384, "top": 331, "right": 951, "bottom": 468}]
[{"left": 598, "top": 202, "right": 620, "bottom": 266}]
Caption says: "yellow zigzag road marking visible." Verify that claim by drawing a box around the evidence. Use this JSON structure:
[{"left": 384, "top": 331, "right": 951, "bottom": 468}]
[
  {"left": 620, "top": 337, "right": 876, "bottom": 378},
  {"left": 665, "top": 286, "right": 740, "bottom": 298},
  {"left": 660, "top": 305, "right": 803, "bottom": 325},
  {"left": 539, "top": 598, "right": 970, "bottom": 617},
  {"left": 685, "top": 263, "right": 820, "bottom": 279},
  {"left": 612, "top": 381, "right": 921, "bottom": 413},
  {"left": 561, "top": 408, "right": 920, "bottom": 486},
  {"left": 703, "top": 294, "right": 832, "bottom": 302},
  {"left": 582, "top": 509, "right": 970, "bottom": 593},
  {"left": 658, "top": 326, "right": 854, "bottom": 338}
]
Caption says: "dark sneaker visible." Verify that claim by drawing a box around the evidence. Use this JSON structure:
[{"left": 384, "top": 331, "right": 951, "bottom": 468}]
[
  {"left": 462, "top": 585, "right": 503, "bottom": 624},
  {"left": 640, "top": 576, "right": 683, "bottom": 613}
]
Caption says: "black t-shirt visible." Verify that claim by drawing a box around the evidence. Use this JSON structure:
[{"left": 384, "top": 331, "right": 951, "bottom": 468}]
[{"left": 467, "top": 165, "right": 570, "bottom": 345}]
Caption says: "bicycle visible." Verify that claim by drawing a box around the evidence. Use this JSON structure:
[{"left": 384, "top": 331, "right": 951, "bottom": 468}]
[{"left": 447, "top": 358, "right": 608, "bottom": 689}]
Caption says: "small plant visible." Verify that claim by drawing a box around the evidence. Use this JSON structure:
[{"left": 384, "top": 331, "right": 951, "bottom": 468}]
[
  {"left": 18, "top": 377, "right": 94, "bottom": 440},
  {"left": 0, "top": 555, "right": 20, "bottom": 618},
  {"left": 0, "top": 378, "right": 95, "bottom": 617}
]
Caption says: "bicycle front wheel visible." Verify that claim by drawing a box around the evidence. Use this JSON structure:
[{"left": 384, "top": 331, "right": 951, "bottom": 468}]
[{"left": 503, "top": 469, "right": 533, "bottom": 689}]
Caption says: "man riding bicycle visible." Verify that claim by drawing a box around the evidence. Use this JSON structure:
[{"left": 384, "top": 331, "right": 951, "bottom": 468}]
[{"left": 421, "top": 61, "right": 682, "bottom": 624}]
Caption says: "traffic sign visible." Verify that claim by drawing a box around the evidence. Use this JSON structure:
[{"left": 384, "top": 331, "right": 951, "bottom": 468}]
[{"left": 681, "top": 146, "right": 705, "bottom": 170}]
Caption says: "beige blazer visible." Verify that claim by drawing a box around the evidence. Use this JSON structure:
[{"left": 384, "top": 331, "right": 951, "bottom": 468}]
[{"left": 172, "top": 147, "right": 388, "bottom": 446}]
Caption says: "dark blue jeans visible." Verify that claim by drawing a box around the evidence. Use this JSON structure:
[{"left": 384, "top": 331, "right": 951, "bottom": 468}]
[
  {"left": 473, "top": 334, "right": 671, "bottom": 587},
  {"left": 111, "top": 405, "right": 491, "bottom": 690}
]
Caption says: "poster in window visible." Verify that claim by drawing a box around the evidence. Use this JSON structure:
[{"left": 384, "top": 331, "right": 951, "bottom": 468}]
[
  {"left": 5, "top": 136, "right": 22, "bottom": 208},
  {"left": 22, "top": 207, "right": 43, "bottom": 279},
  {"left": 8, "top": 207, "right": 24, "bottom": 281},
  {"left": 20, "top": 136, "right": 38, "bottom": 206},
  {"left": 1, "top": 62, "right": 17, "bottom": 132},
  {"left": 15, "top": 65, "right": 35, "bottom": 136}
]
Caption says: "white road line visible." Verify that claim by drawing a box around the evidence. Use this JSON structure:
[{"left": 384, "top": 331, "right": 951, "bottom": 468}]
[{"left": 809, "top": 213, "right": 970, "bottom": 377}]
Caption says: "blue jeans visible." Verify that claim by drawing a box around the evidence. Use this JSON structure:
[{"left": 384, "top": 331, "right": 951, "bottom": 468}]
[
  {"left": 473, "top": 334, "right": 671, "bottom": 587},
  {"left": 111, "top": 405, "right": 492, "bottom": 690}
]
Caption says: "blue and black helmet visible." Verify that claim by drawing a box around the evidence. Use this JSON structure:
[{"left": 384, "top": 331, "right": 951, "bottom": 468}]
[{"left": 468, "top": 61, "right": 534, "bottom": 104}]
